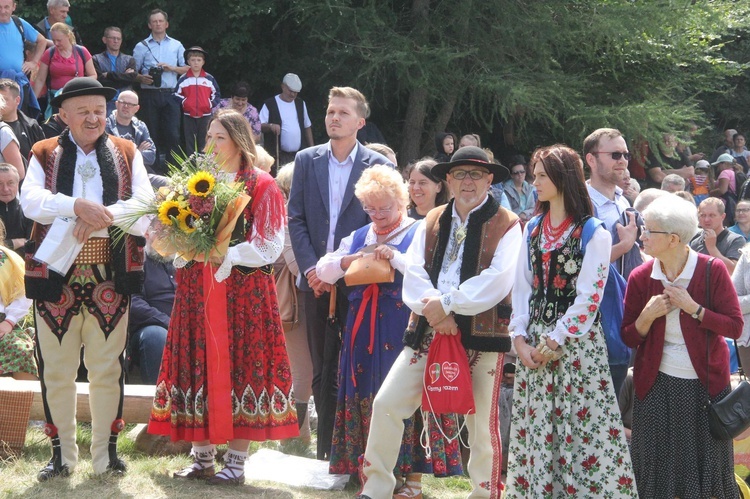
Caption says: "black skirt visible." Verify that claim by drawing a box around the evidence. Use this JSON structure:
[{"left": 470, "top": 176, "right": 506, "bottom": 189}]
[{"left": 632, "top": 371, "right": 738, "bottom": 499}]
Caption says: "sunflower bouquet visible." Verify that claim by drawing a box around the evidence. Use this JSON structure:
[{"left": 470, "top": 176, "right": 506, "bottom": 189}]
[{"left": 123, "top": 152, "right": 251, "bottom": 262}]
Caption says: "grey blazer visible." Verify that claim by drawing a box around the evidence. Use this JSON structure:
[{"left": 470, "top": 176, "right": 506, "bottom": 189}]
[{"left": 288, "top": 142, "right": 393, "bottom": 292}]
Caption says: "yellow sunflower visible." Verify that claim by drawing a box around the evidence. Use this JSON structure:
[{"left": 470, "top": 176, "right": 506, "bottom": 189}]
[
  {"left": 177, "top": 209, "right": 199, "bottom": 234},
  {"left": 187, "top": 171, "right": 215, "bottom": 198},
  {"left": 157, "top": 200, "right": 182, "bottom": 226}
]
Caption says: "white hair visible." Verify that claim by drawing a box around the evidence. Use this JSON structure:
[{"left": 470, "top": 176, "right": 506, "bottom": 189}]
[
  {"left": 642, "top": 196, "right": 698, "bottom": 244},
  {"left": 661, "top": 173, "right": 686, "bottom": 191},
  {"left": 633, "top": 188, "right": 670, "bottom": 213}
]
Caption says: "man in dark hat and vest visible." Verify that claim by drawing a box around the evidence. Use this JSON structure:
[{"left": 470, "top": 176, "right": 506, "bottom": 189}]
[
  {"left": 359, "top": 146, "right": 521, "bottom": 499},
  {"left": 20, "top": 77, "right": 153, "bottom": 480}
]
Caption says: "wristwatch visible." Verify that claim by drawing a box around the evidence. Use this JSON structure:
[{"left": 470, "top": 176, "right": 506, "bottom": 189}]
[{"left": 691, "top": 305, "right": 703, "bottom": 319}]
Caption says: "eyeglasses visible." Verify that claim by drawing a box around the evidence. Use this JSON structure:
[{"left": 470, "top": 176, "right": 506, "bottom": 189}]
[
  {"left": 117, "top": 101, "right": 138, "bottom": 107},
  {"left": 737, "top": 208, "right": 750, "bottom": 213},
  {"left": 363, "top": 206, "right": 393, "bottom": 216},
  {"left": 450, "top": 169, "right": 488, "bottom": 180},
  {"left": 592, "top": 151, "right": 632, "bottom": 161},
  {"left": 641, "top": 228, "right": 671, "bottom": 237},
  {"left": 511, "top": 170, "right": 526, "bottom": 176}
]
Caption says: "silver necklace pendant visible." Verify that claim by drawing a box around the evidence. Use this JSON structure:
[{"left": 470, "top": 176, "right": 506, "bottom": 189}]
[
  {"left": 76, "top": 160, "right": 96, "bottom": 198},
  {"left": 447, "top": 224, "right": 467, "bottom": 263}
]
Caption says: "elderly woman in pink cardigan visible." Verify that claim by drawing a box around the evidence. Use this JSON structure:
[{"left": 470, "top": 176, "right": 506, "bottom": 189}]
[{"left": 622, "top": 195, "right": 743, "bottom": 499}]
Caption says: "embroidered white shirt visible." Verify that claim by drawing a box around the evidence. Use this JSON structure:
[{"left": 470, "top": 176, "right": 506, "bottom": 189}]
[
  {"left": 20, "top": 136, "right": 154, "bottom": 238},
  {"left": 401, "top": 197, "right": 521, "bottom": 318}
]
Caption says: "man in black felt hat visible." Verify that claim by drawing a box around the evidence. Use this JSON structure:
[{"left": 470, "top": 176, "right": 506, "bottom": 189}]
[
  {"left": 20, "top": 77, "right": 154, "bottom": 481},
  {"left": 359, "top": 146, "right": 522, "bottom": 498}
]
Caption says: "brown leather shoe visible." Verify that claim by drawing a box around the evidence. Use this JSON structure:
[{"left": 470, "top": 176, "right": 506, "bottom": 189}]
[{"left": 173, "top": 465, "right": 215, "bottom": 479}]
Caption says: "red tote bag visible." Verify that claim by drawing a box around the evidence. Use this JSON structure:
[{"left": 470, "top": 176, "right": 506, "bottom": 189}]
[{"left": 421, "top": 332, "right": 475, "bottom": 415}]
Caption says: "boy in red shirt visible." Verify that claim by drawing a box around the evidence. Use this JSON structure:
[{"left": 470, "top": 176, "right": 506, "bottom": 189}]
[{"left": 175, "top": 47, "right": 220, "bottom": 155}]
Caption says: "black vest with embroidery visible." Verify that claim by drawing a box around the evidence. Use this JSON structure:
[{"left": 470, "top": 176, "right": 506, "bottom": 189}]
[
  {"left": 528, "top": 217, "right": 600, "bottom": 332},
  {"left": 403, "top": 195, "right": 517, "bottom": 353},
  {"left": 25, "top": 132, "right": 144, "bottom": 301}
]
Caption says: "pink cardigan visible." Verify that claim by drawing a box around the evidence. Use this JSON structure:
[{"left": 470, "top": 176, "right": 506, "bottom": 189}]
[{"left": 621, "top": 254, "right": 743, "bottom": 399}]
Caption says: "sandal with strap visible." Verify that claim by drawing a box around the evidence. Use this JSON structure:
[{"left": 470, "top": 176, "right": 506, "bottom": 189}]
[
  {"left": 393, "top": 480, "right": 423, "bottom": 499},
  {"left": 173, "top": 446, "right": 216, "bottom": 479},
  {"left": 206, "top": 465, "right": 245, "bottom": 486}
]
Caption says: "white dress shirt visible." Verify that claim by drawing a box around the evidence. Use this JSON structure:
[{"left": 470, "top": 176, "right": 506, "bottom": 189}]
[
  {"left": 402, "top": 196, "right": 522, "bottom": 318},
  {"left": 326, "top": 141, "right": 358, "bottom": 253}
]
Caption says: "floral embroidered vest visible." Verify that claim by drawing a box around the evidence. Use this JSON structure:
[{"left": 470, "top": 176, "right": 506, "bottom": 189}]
[
  {"left": 528, "top": 217, "right": 601, "bottom": 330},
  {"left": 25, "top": 133, "right": 144, "bottom": 301}
]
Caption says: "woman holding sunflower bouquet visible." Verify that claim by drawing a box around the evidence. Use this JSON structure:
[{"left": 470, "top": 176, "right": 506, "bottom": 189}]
[{"left": 147, "top": 109, "right": 298, "bottom": 485}]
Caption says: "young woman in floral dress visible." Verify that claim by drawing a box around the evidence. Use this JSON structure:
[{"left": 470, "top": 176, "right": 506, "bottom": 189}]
[
  {"left": 506, "top": 144, "right": 636, "bottom": 498},
  {"left": 148, "top": 109, "right": 297, "bottom": 485}
]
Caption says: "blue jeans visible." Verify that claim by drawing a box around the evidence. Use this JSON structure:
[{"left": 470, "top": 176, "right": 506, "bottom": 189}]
[{"left": 129, "top": 325, "right": 167, "bottom": 384}]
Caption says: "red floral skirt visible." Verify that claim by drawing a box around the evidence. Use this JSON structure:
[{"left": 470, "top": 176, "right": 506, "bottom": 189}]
[{"left": 148, "top": 262, "right": 298, "bottom": 443}]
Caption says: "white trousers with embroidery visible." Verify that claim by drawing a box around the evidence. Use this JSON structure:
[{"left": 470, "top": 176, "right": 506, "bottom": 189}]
[
  {"left": 35, "top": 296, "right": 127, "bottom": 474},
  {"left": 361, "top": 333, "right": 504, "bottom": 499}
]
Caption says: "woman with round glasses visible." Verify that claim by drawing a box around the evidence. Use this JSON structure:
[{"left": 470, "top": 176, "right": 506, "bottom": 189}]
[
  {"left": 622, "top": 195, "right": 742, "bottom": 498},
  {"left": 316, "top": 165, "right": 461, "bottom": 490},
  {"left": 502, "top": 155, "right": 536, "bottom": 222}
]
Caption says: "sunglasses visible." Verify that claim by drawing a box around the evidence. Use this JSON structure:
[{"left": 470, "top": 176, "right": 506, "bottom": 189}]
[{"left": 592, "top": 151, "right": 632, "bottom": 161}]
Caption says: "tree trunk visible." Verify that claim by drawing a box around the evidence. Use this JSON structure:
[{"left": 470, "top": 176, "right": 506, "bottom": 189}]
[
  {"left": 422, "top": 89, "right": 461, "bottom": 157},
  {"left": 400, "top": 86, "right": 429, "bottom": 168},
  {"left": 398, "top": 0, "right": 432, "bottom": 168}
]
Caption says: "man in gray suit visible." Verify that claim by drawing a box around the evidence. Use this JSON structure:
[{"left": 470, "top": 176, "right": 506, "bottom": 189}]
[{"left": 288, "top": 86, "right": 393, "bottom": 460}]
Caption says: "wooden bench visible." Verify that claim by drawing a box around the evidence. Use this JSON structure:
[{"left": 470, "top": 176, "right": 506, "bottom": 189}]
[{"left": 0, "top": 379, "right": 156, "bottom": 424}]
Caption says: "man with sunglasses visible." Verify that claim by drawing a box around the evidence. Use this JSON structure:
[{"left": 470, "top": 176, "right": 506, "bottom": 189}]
[
  {"left": 584, "top": 127, "right": 643, "bottom": 397},
  {"left": 359, "top": 146, "right": 520, "bottom": 498},
  {"left": 584, "top": 128, "right": 640, "bottom": 267},
  {"left": 105, "top": 90, "right": 156, "bottom": 170}
]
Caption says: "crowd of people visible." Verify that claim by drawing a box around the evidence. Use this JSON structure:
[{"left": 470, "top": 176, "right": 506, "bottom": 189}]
[{"left": 0, "top": 1, "right": 749, "bottom": 498}]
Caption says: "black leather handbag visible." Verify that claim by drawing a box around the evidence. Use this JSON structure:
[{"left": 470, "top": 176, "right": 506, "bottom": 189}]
[{"left": 703, "top": 258, "right": 750, "bottom": 440}]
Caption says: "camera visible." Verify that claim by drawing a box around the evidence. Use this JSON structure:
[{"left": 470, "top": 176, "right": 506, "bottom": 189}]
[{"left": 148, "top": 66, "right": 163, "bottom": 88}]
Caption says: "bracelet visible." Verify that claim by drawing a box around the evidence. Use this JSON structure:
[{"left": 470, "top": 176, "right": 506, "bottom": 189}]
[{"left": 2, "top": 319, "right": 14, "bottom": 328}]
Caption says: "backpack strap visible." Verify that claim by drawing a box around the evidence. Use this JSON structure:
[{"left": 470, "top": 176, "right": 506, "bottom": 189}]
[
  {"left": 11, "top": 16, "right": 24, "bottom": 60},
  {"left": 11, "top": 15, "right": 24, "bottom": 36},
  {"left": 73, "top": 45, "right": 85, "bottom": 77},
  {"left": 46, "top": 46, "right": 54, "bottom": 90},
  {"left": 580, "top": 216, "right": 604, "bottom": 255}
]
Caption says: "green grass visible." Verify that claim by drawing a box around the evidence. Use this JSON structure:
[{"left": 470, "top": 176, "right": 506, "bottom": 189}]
[{"left": 0, "top": 425, "right": 474, "bottom": 499}]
